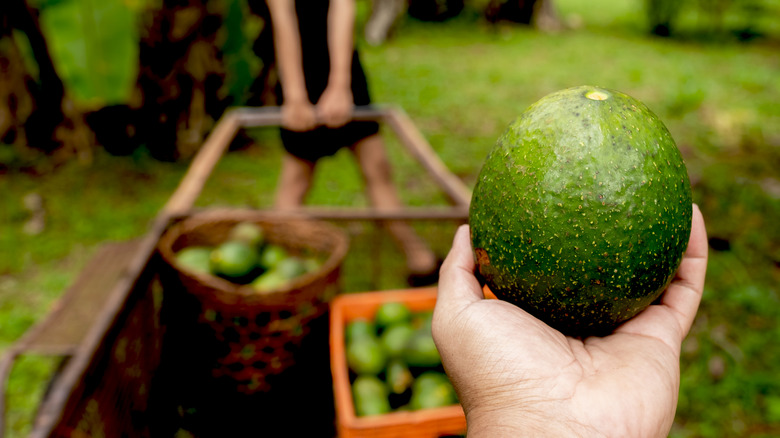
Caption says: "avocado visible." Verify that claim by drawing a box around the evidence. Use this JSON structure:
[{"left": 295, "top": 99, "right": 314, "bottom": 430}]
[
  {"left": 402, "top": 329, "right": 442, "bottom": 368},
  {"left": 469, "top": 85, "right": 692, "bottom": 337},
  {"left": 250, "top": 269, "right": 289, "bottom": 293},
  {"left": 345, "top": 318, "right": 376, "bottom": 344},
  {"left": 228, "top": 221, "right": 265, "bottom": 249},
  {"left": 409, "top": 371, "right": 458, "bottom": 410},
  {"left": 346, "top": 336, "right": 387, "bottom": 376},
  {"left": 379, "top": 323, "right": 415, "bottom": 358},
  {"left": 352, "top": 375, "right": 391, "bottom": 416},
  {"left": 175, "top": 246, "right": 213, "bottom": 274},
  {"left": 385, "top": 358, "right": 413, "bottom": 395},
  {"left": 210, "top": 240, "right": 259, "bottom": 280},
  {"left": 374, "top": 302, "right": 413, "bottom": 330},
  {"left": 259, "top": 244, "right": 288, "bottom": 269}
]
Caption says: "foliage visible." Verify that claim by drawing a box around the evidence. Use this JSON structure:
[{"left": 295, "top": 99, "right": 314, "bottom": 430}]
[
  {"left": 37, "top": 0, "right": 139, "bottom": 109},
  {"left": 644, "top": 0, "right": 780, "bottom": 40}
]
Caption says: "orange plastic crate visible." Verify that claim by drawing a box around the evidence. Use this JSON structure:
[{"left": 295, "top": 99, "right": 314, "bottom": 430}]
[{"left": 330, "top": 287, "right": 467, "bottom": 438}]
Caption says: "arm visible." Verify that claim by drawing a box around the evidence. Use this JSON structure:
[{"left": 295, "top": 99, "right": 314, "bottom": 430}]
[
  {"left": 266, "top": 0, "right": 317, "bottom": 131},
  {"left": 317, "top": 0, "right": 356, "bottom": 128}
]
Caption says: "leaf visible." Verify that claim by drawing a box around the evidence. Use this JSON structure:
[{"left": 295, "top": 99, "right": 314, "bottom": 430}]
[{"left": 38, "top": 0, "right": 138, "bottom": 109}]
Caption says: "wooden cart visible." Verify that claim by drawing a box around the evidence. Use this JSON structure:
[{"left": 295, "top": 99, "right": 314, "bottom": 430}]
[{"left": 0, "top": 106, "right": 471, "bottom": 437}]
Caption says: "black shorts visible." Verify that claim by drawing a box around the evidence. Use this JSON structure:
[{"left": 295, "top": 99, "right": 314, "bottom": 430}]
[{"left": 277, "top": 50, "right": 380, "bottom": 163}]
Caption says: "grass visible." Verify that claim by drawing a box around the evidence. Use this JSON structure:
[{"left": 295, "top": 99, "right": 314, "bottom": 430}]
[{"left": 2, "top": 0, "right": 780, "bottom": 436}]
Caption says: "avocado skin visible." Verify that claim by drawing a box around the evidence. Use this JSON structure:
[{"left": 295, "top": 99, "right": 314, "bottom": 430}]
[{"left": 469, "top": 85, "right": 692, "bottom": 337}]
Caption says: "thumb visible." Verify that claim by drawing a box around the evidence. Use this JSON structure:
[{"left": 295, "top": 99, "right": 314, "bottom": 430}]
[{"left": 436, "top": 225, "right": 484, "bottom": 314}]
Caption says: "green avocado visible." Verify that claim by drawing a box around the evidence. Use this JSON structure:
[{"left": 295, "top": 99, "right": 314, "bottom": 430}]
[
  {"left": 210, "top": 241, "right": 258, "bottom": 280},
  {"left": 346, "top": 336, "right": 387, "bottom": 376},
  {"left": 175, "top": 246, "right": 213, "bottom": 274},
  {"left": 352, "top": 375, "right": 391, "bottom": 417},
  {"left": 469, "top": 85, "right": 692, "bottom": 337},
  {"left": 409, "top": 371, "right": 458, "bottom": 410}
]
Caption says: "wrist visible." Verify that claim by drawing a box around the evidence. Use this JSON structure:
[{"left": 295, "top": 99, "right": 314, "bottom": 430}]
[
  {"left": 326, "top": 72, "right": 351, "bottom": 92},
  {"left": 282, "top": 86, "right": 310, "bottom": 104},
  {"left": 465, "top": 404, "right": 583, "bottom": 438}
]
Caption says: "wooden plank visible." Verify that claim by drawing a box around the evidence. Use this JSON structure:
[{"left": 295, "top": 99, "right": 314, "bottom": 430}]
[
  {"left": 0, "top": 240, "right": 140, "bottom": 436},
  {"left": 178, "top": 206, "right": 468, "bottom": 222},
  {"left": 31, "top": 216, "right": 170, "bottom": 438},
  {"left": 13, "top": 240, "right": 140, "bottom": 354},
  {"left": 161, "top": 111, "right": 242, "bottom": 217}
]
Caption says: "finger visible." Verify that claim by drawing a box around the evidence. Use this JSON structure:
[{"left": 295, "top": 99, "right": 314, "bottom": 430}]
[
  {"left": 661, "top": 203, "right": 708, "bottom": 338},
  {"left": 436, "top": 225, "right": 484, "bottom": 311}
]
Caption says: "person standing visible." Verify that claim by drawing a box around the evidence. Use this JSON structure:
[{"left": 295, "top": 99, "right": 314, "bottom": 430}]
[{"left": 265, "top": 0, "right": 439, "bottom": 285}]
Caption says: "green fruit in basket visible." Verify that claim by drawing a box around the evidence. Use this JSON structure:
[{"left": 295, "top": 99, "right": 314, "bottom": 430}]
[
  {"left": 210, "top": 241, "right": 258, "bottom": 279},
  {"left": 260, "top": 244, "right": 288, "bottom": 269},
  {"left": 379, "top": 323, "right": 415, "bottom": 358},
  {"left": 228, "top": 221, "right": 265, "bottom": 248},
  {"left": 175, "top": 246, "right": 213, "bottom": 274},
  {"left": 251, "top": 269, "right": 290, "bottom": 293},
  {"left": 345, "top": 319, "right": 376, "bottom": 344},
  {"left": 410, "top": 371, "right": 458, "bottom": 410},
  {"left": 303, "top": 257, "right": 321, "bottom": 273},
  {"left": 275, "top": 256, "right": 308, "bottom": 280},
  {"left": 374, "top": 302, "right": 412, "bottom": 329},
  {"left": 402, "top": 330, "right": 441, "bottom": 368},
  {"left": 386, "top": 358, "right": 413, "bottom": 395},
  {"left": 352, "top": 375, "right": 391, "bottom": 417},
  {"left": 347, "top": 336, "right": 387, "bottom": 375}
]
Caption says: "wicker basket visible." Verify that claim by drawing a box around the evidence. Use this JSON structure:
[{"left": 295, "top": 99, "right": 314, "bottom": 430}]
[
  {"left": 330, "top": 287, "right": 467, "bottom": 438},
  {"left": 158, "top": 208, "right": 349, "bottom": 393}
]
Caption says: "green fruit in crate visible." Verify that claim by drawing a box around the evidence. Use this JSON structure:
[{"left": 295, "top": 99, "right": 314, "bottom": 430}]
[
  {"left": 251, "top": 269, "right": 290, "bottom": 293},
  {"left": 410, "top": 371, "right": 458, "bottom": 410},
  {"left": 402, "top": 329, "right": 441, "bottom": 368},
  {"left": 386, "top": 358, "right": 413, "bottom": 395},
  {"left": 175, "top": 246, "right": 213, "bottom": 274},
  {"left": 228, "top": 221, "right": 265, "bottom": 248},
  {"left": 346, "top": 335, "right": 387, "bottom": 375},
  {"left": 210, "top": 241, "right": 258, "bottom": 279},
  {"left": 411, "top": 310, "right": 433, "bottom": 333},
  {"left": 379, "top": 323, "right": 415, "bottom": 358},
  {"left": 469, "top": 85, "right": 692, "bottom": 337},
  {"left": 374, "top": 302, "right": 412, "bottom": 329},
  {"left": 260, "top": 244, "right": 288, "bottom": 269},
  {"left": 352, "top": 375, "right": 391, "bottom": 417},
  {"left": 345, "top": 319, "right": 376, "bottom": 344}
]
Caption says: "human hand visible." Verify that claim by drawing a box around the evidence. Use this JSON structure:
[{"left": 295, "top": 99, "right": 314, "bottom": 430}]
[
  {"left": 281, "top": 99, "right": 317, "bottom": 132},
  {"left": 432, "top": 204, "right": 708, "bottom": 437},
  {"left": 316, "top": 84, "right": 353, "bottom": 128}
]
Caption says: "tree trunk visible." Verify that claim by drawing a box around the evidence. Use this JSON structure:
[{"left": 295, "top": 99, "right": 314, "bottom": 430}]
[
  {"left": 365, "top": 0, "right": 405, "bottom": 45},
  {"left": 0, "top": 0, "right": 91, "bottom": 168},
  {"left": 485, "top": 0, "right": 563, "bottom": 32}
]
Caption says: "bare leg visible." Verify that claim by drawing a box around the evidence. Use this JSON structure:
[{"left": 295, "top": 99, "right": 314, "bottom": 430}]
[
  {"left": 351, "top": 134, "right": 438, "bottom": 278},
  {"left": 274, "top": 152, "right": 316, "bottom": 209}
]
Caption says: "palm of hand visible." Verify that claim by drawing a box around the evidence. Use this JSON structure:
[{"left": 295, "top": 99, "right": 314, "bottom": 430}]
[
  {"left": 433, "top": 205, "right": 706, "bottom": 438},
  {"left": 444, "top": 298, "right": 681, "bottom": 437},
  {"left": 282, "top": 100, "right": 317, "bottom": 132}
]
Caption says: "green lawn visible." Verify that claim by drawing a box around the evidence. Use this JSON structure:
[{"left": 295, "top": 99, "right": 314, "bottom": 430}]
[{"left": 2, "top": 0, "right": 780, "bottom": 436}]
